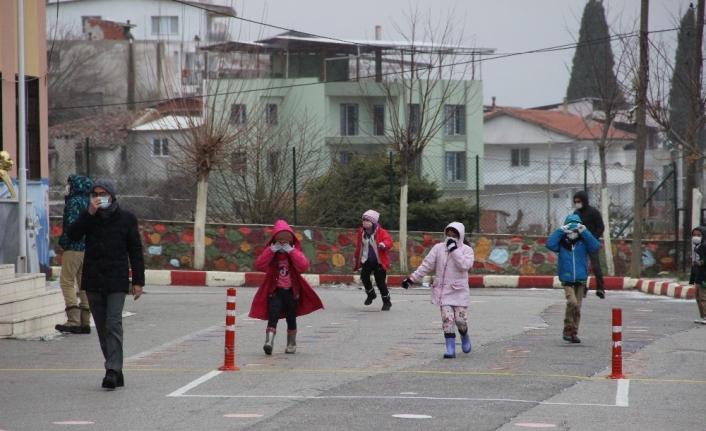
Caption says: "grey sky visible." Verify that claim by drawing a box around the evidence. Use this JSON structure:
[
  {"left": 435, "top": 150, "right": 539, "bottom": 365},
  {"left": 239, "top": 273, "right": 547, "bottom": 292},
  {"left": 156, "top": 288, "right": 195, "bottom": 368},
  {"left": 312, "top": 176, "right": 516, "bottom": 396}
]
[{"left": 231, "top": 0, "right": 687, "bottom": 108}]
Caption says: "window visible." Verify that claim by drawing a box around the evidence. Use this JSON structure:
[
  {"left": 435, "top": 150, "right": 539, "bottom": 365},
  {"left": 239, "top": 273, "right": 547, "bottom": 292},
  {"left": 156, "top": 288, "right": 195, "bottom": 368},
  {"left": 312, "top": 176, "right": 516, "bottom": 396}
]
[
  {"left": 230, "top": 104, "right": 246, "bottom": 126},
  {"left": 511, "top": 148, "right": 530, "bottom": 167},
  {"left": 266, "top": 104, "right": 278, "bottom": 125},
  {"left": 231, "top": 152, "right": 246, "bottom": 175},
  {"left": 267, "top": 151, "right": 279, "bottom": 174},
  {"left": 16, "top": 77, "right": 41, "bottom": 179},
  {"left": 445, "top": 105, "right": 465, "bottom": 136},
  {"left": 339, "top": 151, "right": 354, "bottom": 166},
  {"left": 151, "top": 16, "right": 178, "bottom": 35},
  {"left": 445, "top": 152, "right": 466, "bottom": 183},
  {"left": 407, "top": 103, "right": 420, "bottom": 135},
  {"left": 47, "top": 50, "right": 60, "bottom": 73},
  {"left": 152, "top": 138, "right": 169, "bottom": 157},
  {"left": 340, "top": 104, "right": 358, "bottom": 136},
  {"left": 373, "top": 104, "right": 385, "bottom": 136}
]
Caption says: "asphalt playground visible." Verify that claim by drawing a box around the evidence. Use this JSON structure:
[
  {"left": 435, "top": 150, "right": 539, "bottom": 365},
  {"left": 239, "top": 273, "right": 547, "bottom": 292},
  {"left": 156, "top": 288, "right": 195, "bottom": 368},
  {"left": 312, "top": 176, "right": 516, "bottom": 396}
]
[{"left": 1, "top": 284, "right": 705, "bottom": 431}]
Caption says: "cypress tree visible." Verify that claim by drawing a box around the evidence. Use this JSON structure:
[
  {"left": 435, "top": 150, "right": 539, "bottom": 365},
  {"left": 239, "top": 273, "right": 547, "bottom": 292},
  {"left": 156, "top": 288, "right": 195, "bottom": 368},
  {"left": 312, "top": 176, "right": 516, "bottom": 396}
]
[
  {"left": 668, "top": 7, "right": 696, "bottom": 141},
  {"left": 566, "top": 0, "right": 623, "bottom": 102}
]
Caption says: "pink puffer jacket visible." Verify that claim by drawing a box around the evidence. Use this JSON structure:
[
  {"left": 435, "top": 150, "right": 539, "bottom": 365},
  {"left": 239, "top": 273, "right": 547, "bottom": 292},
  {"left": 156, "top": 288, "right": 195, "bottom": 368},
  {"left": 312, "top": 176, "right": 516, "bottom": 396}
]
[{"left": 409, "top": 222, "right": 475, "bottom": 307}]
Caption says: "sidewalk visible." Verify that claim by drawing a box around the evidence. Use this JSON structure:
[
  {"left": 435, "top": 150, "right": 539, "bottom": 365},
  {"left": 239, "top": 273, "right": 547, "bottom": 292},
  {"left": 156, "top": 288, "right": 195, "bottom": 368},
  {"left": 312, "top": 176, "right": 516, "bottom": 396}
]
[{"left": 49, "top": 267, "right": 695, "bottom": 299}]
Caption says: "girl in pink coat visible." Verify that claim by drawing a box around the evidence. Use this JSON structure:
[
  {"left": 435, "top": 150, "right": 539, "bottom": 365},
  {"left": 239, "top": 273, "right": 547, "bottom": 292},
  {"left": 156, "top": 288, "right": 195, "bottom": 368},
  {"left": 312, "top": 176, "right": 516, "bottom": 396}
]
[
  {"left": 402, "top": 222, "right": 475, "bottom": 358},
  {"left": 249, "top": 220, "right": 324, "bottom": 355}
]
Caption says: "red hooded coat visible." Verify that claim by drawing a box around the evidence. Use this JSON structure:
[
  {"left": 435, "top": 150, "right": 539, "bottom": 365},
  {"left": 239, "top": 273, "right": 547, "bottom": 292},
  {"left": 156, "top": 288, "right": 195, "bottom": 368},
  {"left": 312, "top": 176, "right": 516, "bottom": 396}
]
[
  {"left": 353, "top": 224, "right": 393, "bottom": 271},
  {"left": 248, "top": 220, "right": 324, "bottom": 320}
]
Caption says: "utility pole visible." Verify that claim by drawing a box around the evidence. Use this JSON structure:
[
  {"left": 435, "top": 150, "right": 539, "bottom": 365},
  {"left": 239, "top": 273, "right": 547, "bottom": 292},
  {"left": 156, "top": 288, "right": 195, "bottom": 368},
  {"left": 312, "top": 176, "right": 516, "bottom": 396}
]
[{"left": 630, "top": 0, "right": 649, "bottom": 278}]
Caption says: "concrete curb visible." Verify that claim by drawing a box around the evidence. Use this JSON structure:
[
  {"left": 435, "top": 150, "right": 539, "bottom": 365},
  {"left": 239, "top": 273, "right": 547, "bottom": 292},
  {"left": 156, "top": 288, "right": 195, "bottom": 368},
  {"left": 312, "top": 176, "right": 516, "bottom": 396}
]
[{"left": 49, "top": 267, "right": 694, "bottom": 299}]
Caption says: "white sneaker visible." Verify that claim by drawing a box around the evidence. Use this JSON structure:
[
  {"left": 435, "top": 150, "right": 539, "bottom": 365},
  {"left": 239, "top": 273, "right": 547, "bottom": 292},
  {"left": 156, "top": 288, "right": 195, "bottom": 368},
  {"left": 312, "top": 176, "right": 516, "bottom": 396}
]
[{"left": 694, "top": 318, "right": 706, "bottom": 324}]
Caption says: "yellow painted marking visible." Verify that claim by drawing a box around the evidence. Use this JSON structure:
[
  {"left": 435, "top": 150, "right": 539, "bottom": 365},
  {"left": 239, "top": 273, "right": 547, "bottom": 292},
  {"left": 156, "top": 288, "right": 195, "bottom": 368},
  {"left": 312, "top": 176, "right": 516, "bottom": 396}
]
[{"left": 2, "top": 368, "right": 706, "bottom": 384}]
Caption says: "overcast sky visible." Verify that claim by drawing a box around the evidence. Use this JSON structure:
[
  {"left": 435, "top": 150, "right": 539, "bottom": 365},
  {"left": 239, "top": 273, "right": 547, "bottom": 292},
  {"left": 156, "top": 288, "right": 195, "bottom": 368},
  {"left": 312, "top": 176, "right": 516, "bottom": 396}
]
[{"left": 230, "top": 0, "right": 688, "bottom": 108}]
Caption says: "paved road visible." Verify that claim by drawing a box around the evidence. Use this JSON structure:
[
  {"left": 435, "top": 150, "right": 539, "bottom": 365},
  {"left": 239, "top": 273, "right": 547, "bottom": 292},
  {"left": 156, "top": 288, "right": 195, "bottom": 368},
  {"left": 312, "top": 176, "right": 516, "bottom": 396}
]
[{"left": 1, "top": 285, "right": 704, "bottom": 431}]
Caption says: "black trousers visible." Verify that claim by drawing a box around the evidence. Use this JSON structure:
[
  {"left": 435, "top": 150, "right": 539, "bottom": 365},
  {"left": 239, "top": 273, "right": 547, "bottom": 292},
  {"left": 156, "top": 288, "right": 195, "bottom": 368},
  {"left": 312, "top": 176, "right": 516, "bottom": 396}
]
[
  {"left": 589, "top": 251, "right": 604, "bottom": 290},
  {"left": 86, "top": 290, "right": 126, "bottom": 371},
  {"left": 361, "top": 261, "right": 389, "bottom": 297},
  {"left": 267, "top": 288, "right": 297, "bottom": 331}
]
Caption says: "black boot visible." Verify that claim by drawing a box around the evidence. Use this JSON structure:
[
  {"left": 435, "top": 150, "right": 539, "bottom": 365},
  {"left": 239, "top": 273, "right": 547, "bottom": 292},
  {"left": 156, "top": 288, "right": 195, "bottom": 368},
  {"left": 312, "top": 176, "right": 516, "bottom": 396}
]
[
  {"left": 116, "top": 371, "right": 124, "bottom": 387},
  {"left": 381, "top": 294, "right": 392, "bottom": 311},
  {"left": 364, "top": 289, "right": 377, "bottom": 305},
  {"left": 102, "top": 369, "right": 118, "bottom": 390}
]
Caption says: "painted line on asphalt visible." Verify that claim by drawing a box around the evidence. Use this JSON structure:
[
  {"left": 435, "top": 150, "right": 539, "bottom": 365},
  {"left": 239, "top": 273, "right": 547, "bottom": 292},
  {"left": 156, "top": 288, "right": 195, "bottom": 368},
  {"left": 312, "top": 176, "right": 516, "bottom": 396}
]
[
  {"left": 168, "top": 393, "right": 624, "bottom": 407},
  {"left": 167, "top": 370, "right": 222, "bottom": 397},
  {"left": 616, "top": 379, "right": 630, "bottom": 407}
]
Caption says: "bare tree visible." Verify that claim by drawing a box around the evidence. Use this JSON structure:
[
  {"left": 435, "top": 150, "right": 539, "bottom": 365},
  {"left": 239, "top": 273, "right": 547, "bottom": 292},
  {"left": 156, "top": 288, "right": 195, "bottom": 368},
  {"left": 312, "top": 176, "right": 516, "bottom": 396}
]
[
  {"left": 357, "top": 6, "right": 480, "bottom": 272},
  {"left": 47, "top": 23, "right": 122, "bottom": 125}
]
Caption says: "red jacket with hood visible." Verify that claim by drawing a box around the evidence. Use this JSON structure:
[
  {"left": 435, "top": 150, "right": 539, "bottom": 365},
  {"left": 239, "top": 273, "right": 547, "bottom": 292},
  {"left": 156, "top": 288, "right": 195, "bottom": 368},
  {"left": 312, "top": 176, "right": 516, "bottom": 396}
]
[
  {"left": 248, "top": 220, "right": 324, "bottom": 320},
  {"left": 353, "top": 224, "right": 393, "bottom": 271}
]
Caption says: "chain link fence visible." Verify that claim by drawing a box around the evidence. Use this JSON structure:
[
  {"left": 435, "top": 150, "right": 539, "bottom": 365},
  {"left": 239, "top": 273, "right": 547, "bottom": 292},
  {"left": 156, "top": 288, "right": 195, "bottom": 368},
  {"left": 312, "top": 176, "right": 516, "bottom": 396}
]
[{"left": 49, "top": 136, "right": 678, "bottom": 241}]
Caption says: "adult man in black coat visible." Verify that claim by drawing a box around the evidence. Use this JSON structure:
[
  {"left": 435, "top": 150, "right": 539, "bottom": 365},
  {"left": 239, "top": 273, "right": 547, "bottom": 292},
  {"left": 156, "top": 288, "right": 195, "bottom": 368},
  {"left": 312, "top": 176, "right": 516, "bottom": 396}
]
[
  {"left": 68, "top": 178, "right": 145, "bottom": 390},
  {"left": 573, "top": 191, "right": 606, "bottom": 299}
]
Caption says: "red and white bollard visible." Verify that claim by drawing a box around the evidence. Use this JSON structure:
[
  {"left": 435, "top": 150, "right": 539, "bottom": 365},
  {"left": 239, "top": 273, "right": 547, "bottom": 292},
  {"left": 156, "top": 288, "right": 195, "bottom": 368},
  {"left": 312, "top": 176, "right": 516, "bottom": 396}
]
[
  {"left": 608, "top": 307, "right": 626, "bottom": 379},
  {"left": 218, "top": 287, "right": 240, "bottom": 371}
]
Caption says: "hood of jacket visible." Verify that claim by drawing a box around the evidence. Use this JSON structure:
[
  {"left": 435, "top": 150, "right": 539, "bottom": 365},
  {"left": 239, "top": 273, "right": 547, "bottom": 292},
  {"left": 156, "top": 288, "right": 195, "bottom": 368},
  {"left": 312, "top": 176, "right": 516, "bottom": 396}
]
[
  {"left": 573, "top": 190, "right": 589, "bottom": 207},
  {"left": 268, "top": 219, "right": 302, "bottom": 250},
  {"left": 67, "top": 174, "right": 93, "bottom": 199},
  {"left": 563, "top": 214, "right": 582, "bottom": 228},
  {"left": 693, "top": 226, "right": 706, "bottom": 239},
  {"left": 445, "top": 221, "right": 466, "bottom": 242}
]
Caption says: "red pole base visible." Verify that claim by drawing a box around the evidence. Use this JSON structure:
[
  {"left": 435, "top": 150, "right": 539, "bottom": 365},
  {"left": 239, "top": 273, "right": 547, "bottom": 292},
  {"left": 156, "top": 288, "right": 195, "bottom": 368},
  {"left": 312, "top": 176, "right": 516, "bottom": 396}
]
[
  {"left": 607, "top": 373, "right": 626, "bottom": 379},
  {"left": 218, "top": 364, "right": 240, "bottom": 371}
]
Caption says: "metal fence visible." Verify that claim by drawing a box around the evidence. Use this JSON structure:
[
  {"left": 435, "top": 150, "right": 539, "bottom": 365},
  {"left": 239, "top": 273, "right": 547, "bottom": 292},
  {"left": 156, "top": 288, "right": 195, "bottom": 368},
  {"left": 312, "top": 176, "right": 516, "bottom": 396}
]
[{"left": 49, "top": 138, "right": 678, "bottom": 242}]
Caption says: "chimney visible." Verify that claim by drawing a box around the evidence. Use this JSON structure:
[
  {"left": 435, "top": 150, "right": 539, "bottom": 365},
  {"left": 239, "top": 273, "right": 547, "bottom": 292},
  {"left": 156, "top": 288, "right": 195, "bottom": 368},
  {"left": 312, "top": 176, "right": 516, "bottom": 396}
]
[
  {"left": 491, "top": 96, "right": 496, "bottom": 111},
  {"left": 375, "top": 25, "right": 381, "bottom": 41},
  {"left": 562, "top": 97, "right": 568, "bottom": 114}
]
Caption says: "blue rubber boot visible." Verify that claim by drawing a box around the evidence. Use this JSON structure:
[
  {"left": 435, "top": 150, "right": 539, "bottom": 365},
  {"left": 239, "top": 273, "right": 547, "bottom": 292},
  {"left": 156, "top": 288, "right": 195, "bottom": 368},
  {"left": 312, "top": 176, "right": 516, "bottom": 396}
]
[
  {"left": 461, "top": 333, "right": 472, "bottom": 354},
  {"left": 444, "top": 337, "right": 456, "bottom": 358}
]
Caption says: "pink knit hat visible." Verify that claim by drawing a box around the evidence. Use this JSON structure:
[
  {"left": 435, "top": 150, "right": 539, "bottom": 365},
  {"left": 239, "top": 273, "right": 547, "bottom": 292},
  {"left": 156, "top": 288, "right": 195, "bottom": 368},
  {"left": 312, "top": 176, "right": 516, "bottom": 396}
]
[{"left": 362, "top": 210, "right": 380, "bottom": 224}]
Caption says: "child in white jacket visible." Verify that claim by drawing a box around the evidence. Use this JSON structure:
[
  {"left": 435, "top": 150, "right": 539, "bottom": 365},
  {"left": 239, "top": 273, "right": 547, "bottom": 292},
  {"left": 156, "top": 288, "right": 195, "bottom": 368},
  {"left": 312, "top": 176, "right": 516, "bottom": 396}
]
[{"left": 402, "top": 222, "right": 475, "bottom": 358}]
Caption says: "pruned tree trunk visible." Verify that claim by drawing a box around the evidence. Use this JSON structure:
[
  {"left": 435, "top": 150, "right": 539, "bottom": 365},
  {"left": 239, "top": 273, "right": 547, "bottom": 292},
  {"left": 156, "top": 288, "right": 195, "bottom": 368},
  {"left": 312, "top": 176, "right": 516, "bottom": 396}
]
[
  {"left": 193, "top": 172, "right": 209, "bottom": 270},
  {"left": 601, "top": 188, "right": 615, "bottom": 276},
  {"left": 398, "top": 162, "right": 409, "bottom": 274}
]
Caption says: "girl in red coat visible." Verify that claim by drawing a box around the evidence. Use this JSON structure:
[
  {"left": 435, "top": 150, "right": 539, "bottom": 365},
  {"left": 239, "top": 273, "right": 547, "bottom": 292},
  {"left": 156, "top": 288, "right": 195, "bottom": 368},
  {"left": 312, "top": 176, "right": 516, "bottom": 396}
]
[
  {"left": 249, "top": 220, "right": 324, "bottom": 355},
  {"left": 353, "top": 210, "right": 394, "bottom": 310}
]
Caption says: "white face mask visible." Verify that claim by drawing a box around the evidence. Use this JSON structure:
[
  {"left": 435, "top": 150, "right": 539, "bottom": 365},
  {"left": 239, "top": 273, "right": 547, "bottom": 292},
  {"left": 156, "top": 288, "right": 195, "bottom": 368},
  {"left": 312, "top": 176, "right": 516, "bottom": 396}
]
[
  {"left": 64, "top": 185, "right": 71, "bottom": 196},
  {"left": 693, "top": 236, "right": 702, "bottom": 245},
  {"left": 445, "top": 235, "right": 458, "bottom": 243},
  {"left": 567, "top": 232, "right": 579, "bottom": 240},
  {"left": 362, "top": 221, "right": 373, "bottom": 229},
  {"left": 574, "top": 203, "right": 583, "bottom": 210},
  {"left": 99, "top": 196, "right": 111, "bottom": 209}
]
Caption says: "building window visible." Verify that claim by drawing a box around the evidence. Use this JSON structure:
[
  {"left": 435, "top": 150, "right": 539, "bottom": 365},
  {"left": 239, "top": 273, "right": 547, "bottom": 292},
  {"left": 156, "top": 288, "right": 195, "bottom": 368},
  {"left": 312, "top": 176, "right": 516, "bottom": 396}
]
[
  {"left": 339, "top": 151, "right": 354, "bottom": 166},
  {"left": 17, "top": 77, "right": 41, "bottom": 179},
  {"left": 151, "top": 16, "right": 179, "bottom": 35},
  {"left": 445, "top": 105, "right": 465, "bottom": 136},
  {"left": 445, "top": 152, "right": 466, "bottom": 183},
  {"left": 373, "top": 104, "right": 385, "bottom": 136},
  {"left": 340, "top": 104, "right": 358, "bottom": 136},
  {"left": 511, "top": 148, "right": 530, "bottom": 167},
  {"left": 266, "top": 104, "right": 278, "bottom": 125},
  {"left": 407, "top": 103, "right": 420, "bottom": 135},
  {"left": 230, "top": 104, "right": 246, "bottom": 126},
  {"left": 267, "top": 151, "right": 279, "bottom": 174},
  {"left": 231, "top": 152, "right": 246, "bottom": 175},
  {"left": 152, "top": 138, "right": 169, "bottom": 157}
]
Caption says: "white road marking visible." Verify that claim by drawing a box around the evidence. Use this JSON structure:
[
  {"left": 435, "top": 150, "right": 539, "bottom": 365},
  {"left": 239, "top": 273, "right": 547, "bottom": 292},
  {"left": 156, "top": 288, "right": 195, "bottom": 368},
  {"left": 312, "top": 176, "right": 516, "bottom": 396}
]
[
  {"left": 167, "top": 370, "right": 222, "bottom": 397},
  {"left": 393, "top": 414, "right": 432, "bottom": 419},
  {"left": 615, "top": 379, "right": 630, "bottom": 407}
]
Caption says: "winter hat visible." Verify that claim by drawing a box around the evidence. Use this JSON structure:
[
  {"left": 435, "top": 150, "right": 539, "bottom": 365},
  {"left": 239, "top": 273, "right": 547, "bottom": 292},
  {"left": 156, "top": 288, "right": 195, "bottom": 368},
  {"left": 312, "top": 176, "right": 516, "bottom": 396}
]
[
  {"left": 363, "top": 210, "right": 379, "bottom": 224},
  {"left": 92, "top": 178, "right": 116, "bottom": 199},
  {"left": 563, "top": 214, "right": 582, "bottom": 231}
]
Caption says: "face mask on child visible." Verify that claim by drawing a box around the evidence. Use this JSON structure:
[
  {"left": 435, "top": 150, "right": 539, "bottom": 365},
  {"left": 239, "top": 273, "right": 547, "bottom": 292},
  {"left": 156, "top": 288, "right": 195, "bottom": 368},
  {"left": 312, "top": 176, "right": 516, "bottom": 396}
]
[
  {"left": 64, "top": 185, "right": 71, "bottom": 196},
  {"left": 567, "top": 232, "right": 579, "bottom": 240},
  {"left": 362, "top": 221, "right": 373, "bottom": 229},
  {"left": 693, "top": 236, "right": 702, "bottom": 245}
]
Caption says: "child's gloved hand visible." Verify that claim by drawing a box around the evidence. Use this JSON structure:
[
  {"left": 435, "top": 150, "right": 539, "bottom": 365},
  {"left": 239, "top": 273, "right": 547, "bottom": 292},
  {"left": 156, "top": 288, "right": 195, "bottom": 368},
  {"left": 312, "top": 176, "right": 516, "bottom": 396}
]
[
  {"left": 378, "top": 243, "right": 386, "bottom": 249},
  {"left": 577, "top": 224, "right": 587, "bottom": 233},
  {"left": 270, "top": 243, "right": 283, "bottom": 252},
  {"left": 282, "top": 244, "right": 294, "bottom": 253},
  {"left": 561, "top": 225, "right": 573, "bottom": 234},
  {"left": 446, "top": 238, "right": 458, "bottom": 252},
  {"left": 402, "top": 278, "right": 412, "bottom": 289}
]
